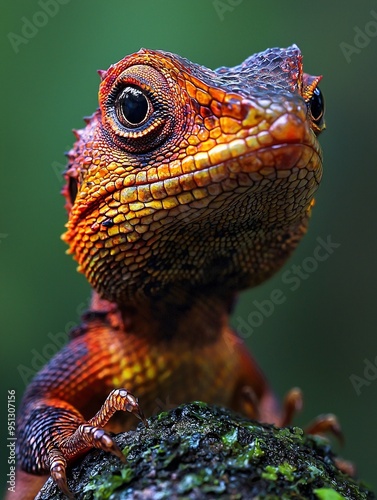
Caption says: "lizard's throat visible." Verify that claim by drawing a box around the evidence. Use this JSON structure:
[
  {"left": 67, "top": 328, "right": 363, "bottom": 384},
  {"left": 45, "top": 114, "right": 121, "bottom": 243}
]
[{"left": 116, "top": 289, "right": 236, "bottom": 344}]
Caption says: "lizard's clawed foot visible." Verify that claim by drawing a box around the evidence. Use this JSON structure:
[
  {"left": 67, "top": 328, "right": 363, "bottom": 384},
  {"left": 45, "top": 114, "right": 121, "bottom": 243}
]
[
  {"left": 49, "top": 423, "right": 128, "bottom": 499},
  {"left": 280, "top": 387, "right": 343, "bottom": 442},
  {"left": 20, "top": 389, "right": 146, "bottom": 498},
  {"left": 279, "top": 388, "right": 353, "bottom": 475},
  {"left": 239, "top": 384, "right": 344, "bottom": 445}
]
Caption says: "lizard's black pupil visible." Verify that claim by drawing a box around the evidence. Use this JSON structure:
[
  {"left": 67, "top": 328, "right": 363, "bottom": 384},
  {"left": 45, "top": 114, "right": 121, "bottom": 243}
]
[
  {"left": 310, "top": 87, "right": 324, "bottom": 124},
  {"left": 118, "top": 87, "right": 149, "bottom": 126}
]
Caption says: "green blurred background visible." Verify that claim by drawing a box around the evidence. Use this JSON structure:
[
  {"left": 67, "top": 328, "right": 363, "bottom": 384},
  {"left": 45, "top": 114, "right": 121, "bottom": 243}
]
[{"left": 1, "top": 0, "right": 376, "bottom": 493}]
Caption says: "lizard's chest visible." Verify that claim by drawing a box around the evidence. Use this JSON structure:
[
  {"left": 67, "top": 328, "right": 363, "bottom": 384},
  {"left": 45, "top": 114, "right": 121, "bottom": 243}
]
[{"left": 104, "top": 328, "right": 238, "bottom": 430}]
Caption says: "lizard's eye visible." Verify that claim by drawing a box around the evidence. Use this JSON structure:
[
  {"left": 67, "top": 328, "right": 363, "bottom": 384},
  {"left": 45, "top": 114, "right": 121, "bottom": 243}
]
[
  {"left": 309, "top": 87, "right": 325, "bottom": 127},
  {"left": 68, "top": 176, "right": 78, "bottom": 204},
  {"left": 101, "top": 64, "right": 178, "bottom": 154},
  {"left": 115, "top": 86, "right": 151, "bottom": 128}
]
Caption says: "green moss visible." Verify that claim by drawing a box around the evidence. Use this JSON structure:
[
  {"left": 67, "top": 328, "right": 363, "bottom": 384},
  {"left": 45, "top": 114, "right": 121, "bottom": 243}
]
[
  {"left": 83, "top": 470, "right": 130, "bottom": 499},
  {"left": 262, "top": 462, "right": 296, "bottom": 482},
  {"left": 38, "top": 403, "right": 375, "bottom": 499},
  {"left": 262, "top": 464, "right": 278, "bottom": 481},
  {"left": 314, "top": 488, "right": 347, "bottom": 500},
  {"left": 221, "top": 426, "right": 239, "bottom": 446},
  {"left": 278, "top": 462, "right": 296, "bottom": 481}
]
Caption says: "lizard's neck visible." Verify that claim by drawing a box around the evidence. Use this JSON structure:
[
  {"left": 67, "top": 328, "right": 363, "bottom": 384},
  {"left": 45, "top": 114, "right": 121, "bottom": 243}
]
[{"left": 90, "top": 290, "right": 236, "bottom": 344}]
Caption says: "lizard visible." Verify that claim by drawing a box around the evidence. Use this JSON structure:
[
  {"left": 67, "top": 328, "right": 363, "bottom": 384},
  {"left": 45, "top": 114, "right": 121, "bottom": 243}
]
[{"left": 14, "top": 45, "right": 329, "bottom": 498}]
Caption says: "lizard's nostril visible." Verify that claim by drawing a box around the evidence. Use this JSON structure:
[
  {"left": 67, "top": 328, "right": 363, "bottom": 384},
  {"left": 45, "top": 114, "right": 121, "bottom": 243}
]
[{"left": 269, "top": 114, "right": 306, "bottom": 144}]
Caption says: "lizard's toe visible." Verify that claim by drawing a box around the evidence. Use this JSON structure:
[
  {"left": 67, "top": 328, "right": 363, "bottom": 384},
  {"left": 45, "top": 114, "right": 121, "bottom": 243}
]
[
  {"left": 305, "top": 413, "right": 344, "bottom": 444},
  {"left": 80, "top": 424, "right": 126, "bottom": 462},
  {"left": 50, "top": 455, "right": 74, "bottom": 499}
]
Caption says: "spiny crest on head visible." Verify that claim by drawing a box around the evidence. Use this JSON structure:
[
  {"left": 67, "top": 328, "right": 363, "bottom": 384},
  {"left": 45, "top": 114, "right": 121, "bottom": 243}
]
[
  {"left": 97, "top": 69, "right": 107, "bottom": 81},
  {"left": 72, "top": 129, "right": 83, "bottom": 140},
  {"left": 302, "top": 74, "right": 323, "bottom": 101},
  {"left": 64, "top": 148, "right": 75, "bottom": 161}
]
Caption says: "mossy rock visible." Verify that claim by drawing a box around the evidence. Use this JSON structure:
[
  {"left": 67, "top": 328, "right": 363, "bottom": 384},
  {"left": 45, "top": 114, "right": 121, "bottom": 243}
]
[{"left": 36, "top": 402, "right": 375, "bottom": 499}]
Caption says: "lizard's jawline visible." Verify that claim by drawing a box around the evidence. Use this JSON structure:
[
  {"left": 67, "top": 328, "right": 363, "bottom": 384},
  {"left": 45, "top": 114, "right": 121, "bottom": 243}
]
[{"left": 69, "top": 142, "right": 321, "bottom": 231}]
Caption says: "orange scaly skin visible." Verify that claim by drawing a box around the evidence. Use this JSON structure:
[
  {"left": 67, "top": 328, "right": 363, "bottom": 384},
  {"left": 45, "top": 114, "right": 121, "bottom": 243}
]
[{"left": 15, "top": 46, "right": 325, "bottom": 498}]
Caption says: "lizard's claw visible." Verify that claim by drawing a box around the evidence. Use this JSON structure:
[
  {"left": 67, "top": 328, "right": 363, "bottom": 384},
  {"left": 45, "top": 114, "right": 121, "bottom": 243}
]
[
  {"left": 305, "top": 415, "right": 353, "bottom": 476},
  {"left": 50, "top": 453, "right": 74, "bottom": 499},
  {"left": 305, "top": 413, "right": 344, "bottom": 445},
  {"left": 79, "top": 424, "right": 127, "bottom": 462},
  {"left": 333, "top": 457, "right": 356, "bottom": 477},
  {"left": 280, "top": 387, "right": 303, "bottom": 427},
  {"left": 18, "top": 389, "right": 146, "bottom": 498},
  {"left": 279, "top": 388, "right": 343, "bottom": 443},
  {"left": 87, "top": 388, "right": 147, "bottom": 428}
]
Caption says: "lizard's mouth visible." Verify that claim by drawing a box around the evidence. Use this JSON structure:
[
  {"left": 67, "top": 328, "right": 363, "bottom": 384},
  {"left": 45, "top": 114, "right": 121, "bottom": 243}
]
[
  {"left": 69, "top": 140, "right": 320, "bottom": 226},
  {"left": 114, "top": 112, "right": 322, "bottom": 215},
  {"left": 66, "top": 126, "right": 321, "bottom": 233}
]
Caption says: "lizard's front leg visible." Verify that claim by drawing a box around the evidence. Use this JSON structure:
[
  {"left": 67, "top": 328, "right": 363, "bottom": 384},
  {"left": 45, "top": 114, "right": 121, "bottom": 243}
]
[{"left": 16, "top": 308, "right": 145, "bottom": 498}]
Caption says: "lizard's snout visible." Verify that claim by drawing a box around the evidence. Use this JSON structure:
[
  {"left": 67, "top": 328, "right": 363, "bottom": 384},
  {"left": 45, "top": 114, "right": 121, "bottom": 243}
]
[{"left": 269, "top": 113, "right": 308, "bottom": 144}]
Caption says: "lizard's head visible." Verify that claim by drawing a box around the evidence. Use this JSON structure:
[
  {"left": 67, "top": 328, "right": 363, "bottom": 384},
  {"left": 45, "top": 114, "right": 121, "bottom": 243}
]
[{"left": 62, "top": 46, "right": 325, "bottom": 305}]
